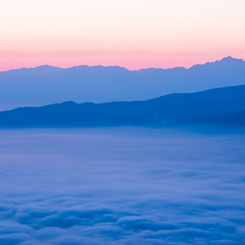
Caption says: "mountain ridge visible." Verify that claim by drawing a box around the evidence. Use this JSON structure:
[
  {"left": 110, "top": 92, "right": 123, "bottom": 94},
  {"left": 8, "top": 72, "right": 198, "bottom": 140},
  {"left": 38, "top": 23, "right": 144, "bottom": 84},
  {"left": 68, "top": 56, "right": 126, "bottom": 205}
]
[
  {"left": 2, "top": 56, "right": 244, "bottom": 73},
  {"left": 0, "top": 56, "right": 245, "bottom": 110},
  {"left": 1, "top": 84, "right": 245, "bottom": 128}
]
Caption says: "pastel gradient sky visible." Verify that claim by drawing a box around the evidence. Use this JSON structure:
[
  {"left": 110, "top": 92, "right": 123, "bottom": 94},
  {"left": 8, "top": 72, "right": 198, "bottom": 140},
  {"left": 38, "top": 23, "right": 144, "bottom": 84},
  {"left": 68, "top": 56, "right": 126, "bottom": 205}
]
[{"left": 1, "top": 0, "right": 245, "bottom": 70}]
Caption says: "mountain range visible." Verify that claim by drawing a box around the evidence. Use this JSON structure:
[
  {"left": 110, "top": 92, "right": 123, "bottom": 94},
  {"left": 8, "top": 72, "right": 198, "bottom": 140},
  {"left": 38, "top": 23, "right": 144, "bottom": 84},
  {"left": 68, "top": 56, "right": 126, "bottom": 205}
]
[
  {"left": 0, "top": 56, "right": 245, "bottom": 110},
  {"left": 1, "top": 84, "right": 245, "bottom": 128}
]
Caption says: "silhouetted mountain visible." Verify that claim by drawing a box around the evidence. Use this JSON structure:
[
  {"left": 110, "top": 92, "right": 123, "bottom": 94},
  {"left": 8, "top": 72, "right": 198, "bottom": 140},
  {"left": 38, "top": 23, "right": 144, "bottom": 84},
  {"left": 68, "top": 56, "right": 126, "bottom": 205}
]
[
  {"left": 1, "top": 84, "right": 245, "bottom": 128},
  {"left": 179, "top": 110, "right": 245, "bottom": 126},
  {"left": 0, "top": 57, "right": 245, "bottom": 110}
]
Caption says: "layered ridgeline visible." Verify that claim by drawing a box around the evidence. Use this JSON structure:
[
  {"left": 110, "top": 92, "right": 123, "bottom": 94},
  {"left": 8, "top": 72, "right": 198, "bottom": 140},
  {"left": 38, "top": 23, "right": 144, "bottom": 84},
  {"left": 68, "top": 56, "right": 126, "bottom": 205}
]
[
  {"left": 0, "top": 84, "right": 245, "bottom": 127},
  {"left": 0, "top": 57, "right": 245, "bottom": 110}
]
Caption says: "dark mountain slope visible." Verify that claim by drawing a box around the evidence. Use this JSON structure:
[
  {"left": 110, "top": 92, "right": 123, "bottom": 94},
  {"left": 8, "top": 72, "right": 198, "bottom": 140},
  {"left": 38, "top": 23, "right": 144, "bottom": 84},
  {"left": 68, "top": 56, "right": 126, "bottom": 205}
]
[
  {"left": 179, "top": 110, "right": 245, "bottom": 126},
  {"left": 77, "top": 84, "right": 245, "bottom": 121},
  {"left": 0, "top": 102, "right": 155, "bottom": 127},
  {"left": 0, "top": 84, "right": 245, "bottom": 128}
]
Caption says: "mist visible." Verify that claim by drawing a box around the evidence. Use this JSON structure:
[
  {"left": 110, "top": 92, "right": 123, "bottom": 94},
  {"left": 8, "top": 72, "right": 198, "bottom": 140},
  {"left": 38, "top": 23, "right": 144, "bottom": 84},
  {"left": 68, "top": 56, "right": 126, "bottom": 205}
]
[{"left": 0, "top": 127, "right": 245, "bottom": 244}]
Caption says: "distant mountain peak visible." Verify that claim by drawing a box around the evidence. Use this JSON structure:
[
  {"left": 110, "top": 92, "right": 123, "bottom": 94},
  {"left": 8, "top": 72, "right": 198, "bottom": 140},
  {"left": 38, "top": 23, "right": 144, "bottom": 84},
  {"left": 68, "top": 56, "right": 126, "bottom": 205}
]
[
  {"left": 36, "top": 64, "right": 54, "bottom": 68},
  {"left": 219, "top": 56, "right": 244, "bottom": 62},
  {"left": 222, "top": 56, "right": 233, "bottom": 60},
  {"left": 189, "top": 56, "right": 245, "bottom": 70},
  {"left": 213, "top": 56, "right": 245, "bottom": 68},
  {"left": 2, "top": 56, "right": 244, "bottom": 74},
  {"left": 34, "top": 64, "right": 63, "bottom": 71}
]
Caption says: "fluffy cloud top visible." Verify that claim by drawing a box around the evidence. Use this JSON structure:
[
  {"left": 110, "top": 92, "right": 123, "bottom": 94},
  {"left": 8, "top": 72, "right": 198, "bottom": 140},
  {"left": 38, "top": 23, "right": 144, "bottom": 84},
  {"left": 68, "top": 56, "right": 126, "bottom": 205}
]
[{"left": 0, "top": 127, "right": 245, "bottom": 244}]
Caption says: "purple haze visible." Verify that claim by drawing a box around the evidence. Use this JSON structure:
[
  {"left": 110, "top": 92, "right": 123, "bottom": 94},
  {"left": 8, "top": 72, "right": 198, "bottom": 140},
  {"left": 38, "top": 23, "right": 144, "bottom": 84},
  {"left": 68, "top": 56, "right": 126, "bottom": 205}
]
[{"left": 0, "top": 127, "right": 245, "bottom": 244}]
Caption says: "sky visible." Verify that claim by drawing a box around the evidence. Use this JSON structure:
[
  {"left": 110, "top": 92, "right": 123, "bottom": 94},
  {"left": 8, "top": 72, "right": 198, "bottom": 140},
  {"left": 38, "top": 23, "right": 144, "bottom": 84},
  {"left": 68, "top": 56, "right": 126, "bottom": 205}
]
[{"left": 0, "top": 0, "right": 245, "bottom": 70}]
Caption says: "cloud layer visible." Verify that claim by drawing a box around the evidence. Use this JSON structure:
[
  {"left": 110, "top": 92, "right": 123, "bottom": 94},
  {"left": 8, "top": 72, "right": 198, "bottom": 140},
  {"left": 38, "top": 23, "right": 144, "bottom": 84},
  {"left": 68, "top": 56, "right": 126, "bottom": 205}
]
[{"left": 0, "top": 127, "right": 245, "bottom": 244}]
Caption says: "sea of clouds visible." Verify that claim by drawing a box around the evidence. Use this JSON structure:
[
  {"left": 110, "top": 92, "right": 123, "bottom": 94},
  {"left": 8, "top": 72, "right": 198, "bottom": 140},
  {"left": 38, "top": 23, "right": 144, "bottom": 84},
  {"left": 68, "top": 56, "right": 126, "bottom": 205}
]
[{"left": 0, "top": 127, "right": 245, "bottom": 245}]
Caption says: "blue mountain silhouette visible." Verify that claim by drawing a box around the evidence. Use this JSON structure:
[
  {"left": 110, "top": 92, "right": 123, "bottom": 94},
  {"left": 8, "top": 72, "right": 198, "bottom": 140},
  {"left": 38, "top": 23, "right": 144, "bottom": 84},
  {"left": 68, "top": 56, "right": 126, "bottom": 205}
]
[
  {"left": 0, "top": 56, "right": 245, "bottom": 110},
  {"left": 1, "top": 84, "right": 245, "bottom": 128}
]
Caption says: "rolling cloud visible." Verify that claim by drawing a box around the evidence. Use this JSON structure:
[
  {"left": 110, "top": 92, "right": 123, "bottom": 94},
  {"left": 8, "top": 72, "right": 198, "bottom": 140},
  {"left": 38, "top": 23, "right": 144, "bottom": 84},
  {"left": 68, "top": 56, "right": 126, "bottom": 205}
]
[{"left": 0, "top": 127, "right": 245, "bottom": 244}]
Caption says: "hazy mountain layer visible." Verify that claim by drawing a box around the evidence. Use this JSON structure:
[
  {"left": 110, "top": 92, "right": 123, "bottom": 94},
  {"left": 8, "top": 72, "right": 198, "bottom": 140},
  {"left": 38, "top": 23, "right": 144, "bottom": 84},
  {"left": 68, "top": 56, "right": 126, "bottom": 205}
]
[
  {"left": 1, "top": 84, "right": 245, "bottom": 127},
  {"left": 0, "top": 56, "right": 245, "bottom": 110}
]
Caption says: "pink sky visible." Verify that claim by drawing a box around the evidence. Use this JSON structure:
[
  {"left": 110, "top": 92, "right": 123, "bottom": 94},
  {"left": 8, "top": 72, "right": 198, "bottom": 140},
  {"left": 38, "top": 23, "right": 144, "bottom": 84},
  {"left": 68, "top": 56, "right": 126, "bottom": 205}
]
[
  {"left": 1, "top": 50, "right": 244, "bottom": 71},
  {"left": 0, "top": 0, "right": 244, "bottom": 71}
]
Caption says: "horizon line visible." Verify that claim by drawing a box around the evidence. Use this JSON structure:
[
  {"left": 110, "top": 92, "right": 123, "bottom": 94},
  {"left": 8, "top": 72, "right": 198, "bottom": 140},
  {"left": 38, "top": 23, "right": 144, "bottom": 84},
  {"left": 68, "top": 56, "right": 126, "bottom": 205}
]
[{"left": 1, "top": 56, "right": 243, "bottom": 73}]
